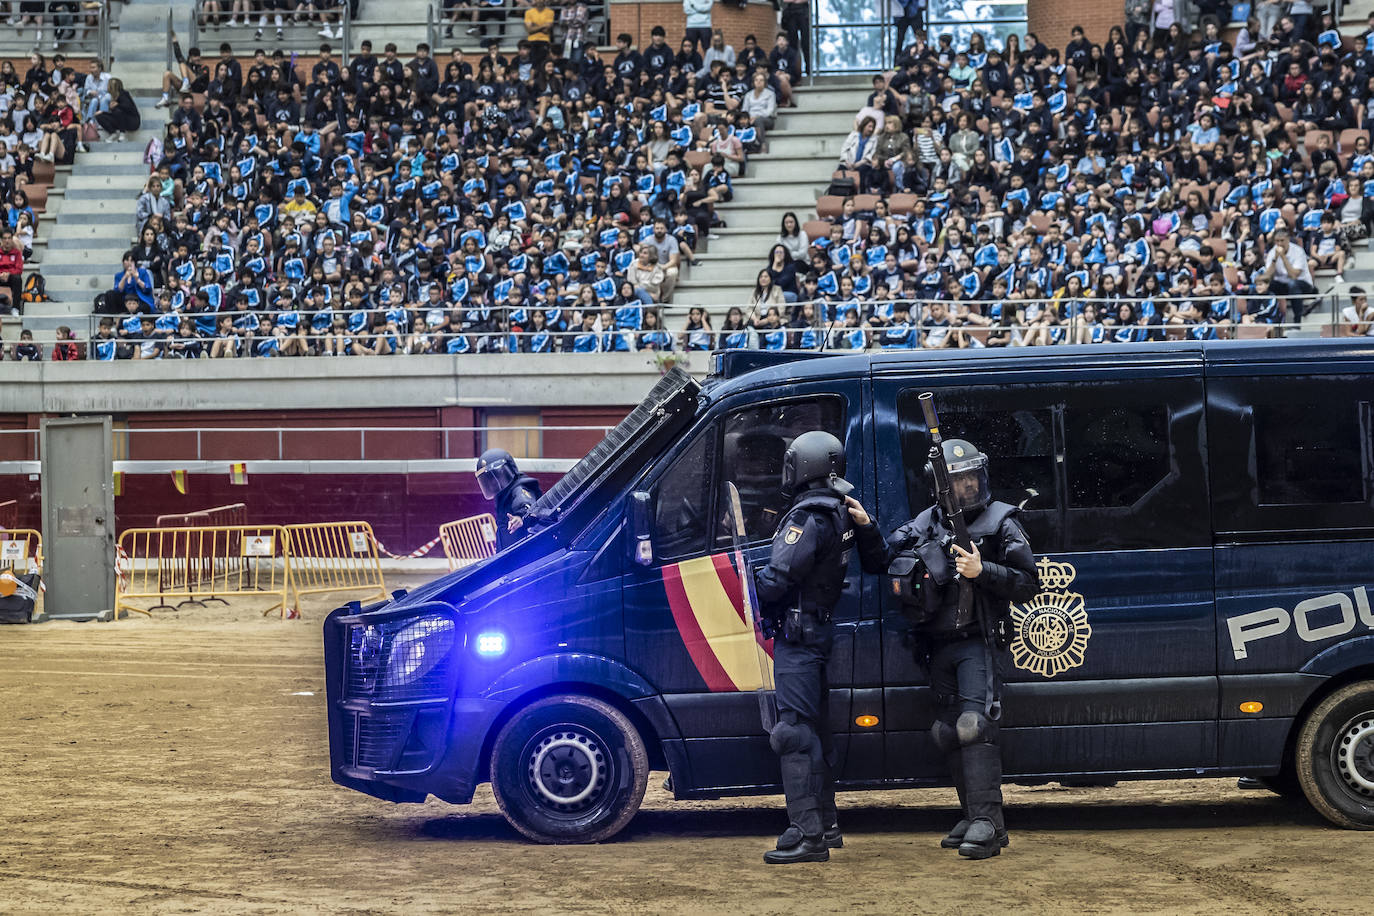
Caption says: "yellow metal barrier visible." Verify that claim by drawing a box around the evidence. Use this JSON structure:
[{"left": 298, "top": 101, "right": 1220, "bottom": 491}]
[
  {"left": 440, "top": 513, "right": 499, "bottom": 571},
  {"left": 0, "top": 528, "right": 42, "bottom": 576},
  {"left": 284, "top": 521, "right": 387, "bottom": 615},
  {"left": 115, "top": 525, "right": 290, "bottom": 620}
]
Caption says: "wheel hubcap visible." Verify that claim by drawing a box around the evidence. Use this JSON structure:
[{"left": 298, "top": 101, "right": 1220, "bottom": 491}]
[
  {"left": 527, "top": 730, "right": 608, "bottom": 810},
  {"left": 1332, "top": 714, "right": 1374, "bottom": 798}
]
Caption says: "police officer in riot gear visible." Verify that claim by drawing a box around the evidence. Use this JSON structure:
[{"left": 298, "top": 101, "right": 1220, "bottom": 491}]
[
  {"left": 851, "top": 438, "right": 1038, "bottom": 859},
  {"left": 475, "top": 448, "right": 543, "bottom": 550},
  {"left": 754, "top": 430, "right": 863, "bottom": 865}
]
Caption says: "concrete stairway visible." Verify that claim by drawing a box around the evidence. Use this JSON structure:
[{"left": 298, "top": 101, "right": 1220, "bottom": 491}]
[
  {"left": 674, "top": 76, "right": 870, "bottom": 308},
  {"left": 25, "top": 0, "right": 181, "bottom": 335}
]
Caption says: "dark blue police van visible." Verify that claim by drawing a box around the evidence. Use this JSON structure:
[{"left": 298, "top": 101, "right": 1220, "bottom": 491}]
[{"left": 325, "top": 340, "right": 1374, "bottom": 843}]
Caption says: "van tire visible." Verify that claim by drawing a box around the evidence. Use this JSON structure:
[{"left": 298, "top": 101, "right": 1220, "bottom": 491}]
[
  {"left": 490, "top": 694, "right": 649, "bottom": 844},
  {"left": 1295, "top": 681, "right": 1374, "bottom": 829}
]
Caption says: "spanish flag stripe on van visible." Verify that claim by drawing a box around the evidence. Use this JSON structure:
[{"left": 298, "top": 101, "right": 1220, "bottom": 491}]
[
  {"left": 664, "top": 554, "right": 775, "bottom": 692},
  {"left": 662, "top": 559, "right": 736, "bottom": 692}
]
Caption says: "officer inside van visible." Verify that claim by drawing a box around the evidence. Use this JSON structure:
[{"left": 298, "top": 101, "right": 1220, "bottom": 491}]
[
  {"left": 849, "top": 438, "right": 1038, "bottom": 859},
  {"left": 753, "top": 430, "right": 865, "bottom": 865},
  {"left": 474, "top": 448, "right": 543, "bottom": 550}
]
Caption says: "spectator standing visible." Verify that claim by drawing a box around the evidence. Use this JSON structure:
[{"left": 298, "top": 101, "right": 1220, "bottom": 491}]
[
  {"left": 0, "top": 227, "right": 21, "bottom": 313},
  {"left": 1255, "top": 0, "right": 1283, "bottom": 39},
  {"left": 1125, "top": 0, "right": 1152, "bottom": 48},
  {"left": 892, "top": 0, "right": 924, "bottom": 65},
  {"left": 779, "top": 0, "right": 811, "bottom": 77},
  {"left": 523, "top": 0, "right": 555, "bottom": 64},
  {"left": 683, "top": 0, "right": 714, "bottom": 55}
]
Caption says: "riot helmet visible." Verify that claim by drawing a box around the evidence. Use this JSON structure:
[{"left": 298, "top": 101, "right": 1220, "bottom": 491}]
[
  {"left": 927, "top": 438, "right": 990, "bottom": 513},
  {"left": 781, "top": 430, "right": 852, "bottom": 497},
  {"left": 476, "top": 448, "right": 519, "bottom": 500}
]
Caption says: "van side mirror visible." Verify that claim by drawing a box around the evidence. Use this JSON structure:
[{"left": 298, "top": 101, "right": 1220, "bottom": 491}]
[{"left": 629, "top": 490, "right": 654, "bottom": 566}]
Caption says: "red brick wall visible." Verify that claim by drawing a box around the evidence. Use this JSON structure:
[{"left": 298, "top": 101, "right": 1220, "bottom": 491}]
[
  {"left": 609, "top": 0, "right": 780, "bottom": 56},
  {"left": 1027, "top": 0, "right": 1127, "bottom": 53}
]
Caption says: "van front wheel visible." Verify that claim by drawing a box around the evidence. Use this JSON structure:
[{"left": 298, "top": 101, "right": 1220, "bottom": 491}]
[
  {"left": 490, "top": 694, "right": 649, "bottom": 844},
  {"left": 1296, "top": 681, "right": 1374, "bottom": 829}
]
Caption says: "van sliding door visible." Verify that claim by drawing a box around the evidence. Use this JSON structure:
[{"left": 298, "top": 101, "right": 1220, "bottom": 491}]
[
  {"left": 622, "top": 382, "right": 866, "bottom": 795},
  {"left": 871, "top": 368, "right": 1217, "bottom": 782}
]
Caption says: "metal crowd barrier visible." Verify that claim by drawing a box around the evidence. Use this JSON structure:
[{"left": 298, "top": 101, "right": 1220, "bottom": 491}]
[
  {"left": 115, "top": 520, "right": 387, "bottom": 619},
  {"left": 0, "top": 528, "right": 43, "bottom": 577},
  {"left": 283, "top": 521, "right": 387, "bottom": 616},
  {"left": 440, "top": 513, "right": 498, "bottom": 571},
  {"left": 115, "top": 524, "right": 289, "bottom": 619}
]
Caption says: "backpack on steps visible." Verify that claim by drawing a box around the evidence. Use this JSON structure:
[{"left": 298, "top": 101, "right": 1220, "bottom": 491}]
[{"left": 22, "top": 273, "right": 48, "bottom": 303}]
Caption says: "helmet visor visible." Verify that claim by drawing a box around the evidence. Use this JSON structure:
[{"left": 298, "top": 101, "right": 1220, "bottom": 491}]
[
  {"left": 476, "top": 459, "right": 516, "bottom": 499},
  {"left": 949, "top": 464, "right": 990, "bottom": 512}
]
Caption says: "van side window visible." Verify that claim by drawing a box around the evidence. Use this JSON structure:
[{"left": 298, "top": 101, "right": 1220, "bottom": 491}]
[
  {"left": 1059, "top": 377, "right": 1208, "bottom": 550},
  {"left": 897, "top": 378, "right": 1208, "bottom": 552},
  {"left": 1209, "top": 375, "right": 1374, "bottom": 535},
  {"left": 1256, "top": 403, "right": 1364, "bottom": 506},
  {"left": 653, "top": 428, "right": 715, "bottom": 560},
  {"left": 1064, "top": 406, "right": 1169, "bottom": 509},
  {"left": 897, "top": 388, "right": 1058, "bottom": 551},
  {"left": 720, "top": 396, "right": 846, "bottom": 546}
]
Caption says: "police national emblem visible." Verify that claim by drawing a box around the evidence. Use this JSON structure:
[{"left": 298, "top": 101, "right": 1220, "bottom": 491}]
[
  {"left": 1009, "top": 557, "right": 1092, "bottom": 678},
  {"left": 784, "top": 526, "right": 803, "bottom": 545}
]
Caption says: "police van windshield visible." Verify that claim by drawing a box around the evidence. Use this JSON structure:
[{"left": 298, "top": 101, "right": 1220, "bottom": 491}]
[{"left": 532, "top": 367, "right": 700, "bottom": 516}]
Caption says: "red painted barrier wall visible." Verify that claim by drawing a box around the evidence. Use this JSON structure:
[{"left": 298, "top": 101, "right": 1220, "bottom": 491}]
[{"left": 0, "top": 404, "right": 635, "bottom": 553}]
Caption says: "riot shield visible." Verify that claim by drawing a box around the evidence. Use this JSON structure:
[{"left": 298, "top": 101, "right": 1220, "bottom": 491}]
[{"left": 725, "top": 481, "right": 777, "bottom": 732}]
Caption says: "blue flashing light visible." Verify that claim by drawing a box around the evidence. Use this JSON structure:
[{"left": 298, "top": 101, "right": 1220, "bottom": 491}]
[{"left": 475, "top": 631, "right": 507, "bottom": 658}]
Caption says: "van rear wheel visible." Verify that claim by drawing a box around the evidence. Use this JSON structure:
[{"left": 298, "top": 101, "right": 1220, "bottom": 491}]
[
  {"left": 490, "top": 694, "right": 649, "bottom": 844},
  {"left": 1295, "top": 681, "right": 1374, "bottom": 829}
]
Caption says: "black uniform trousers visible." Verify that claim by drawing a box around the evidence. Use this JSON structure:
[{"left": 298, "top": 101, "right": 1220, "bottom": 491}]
[
  {"left": 929, "top": 634, "right": 1004, "bottom": 831},
  {"left": 772, "top": 619, "right": 837, "bottom": 838}
]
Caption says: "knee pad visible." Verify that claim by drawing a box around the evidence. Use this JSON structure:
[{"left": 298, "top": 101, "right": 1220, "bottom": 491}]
[
  {"left": 770, "top": 720, "right": 813, "bottom": 756},
  {"left": 956, "top": 710, "right": 992, "bottom": 746},
  {"left": 930, "top": 718, "right": 959, "bottom": 754}
]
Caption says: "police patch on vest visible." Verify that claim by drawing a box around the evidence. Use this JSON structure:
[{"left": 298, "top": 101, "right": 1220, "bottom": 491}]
[
  {"left": 1009, "top": 558, "right": 1091, "bottom": 678},
  {"left": 784, "top": 526, "right": 803, "bottom": 545}
]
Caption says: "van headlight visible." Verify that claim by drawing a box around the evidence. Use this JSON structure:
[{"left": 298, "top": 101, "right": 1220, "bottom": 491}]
[{"left": 385, "top": 616, "right": 457, "bottom": 686}]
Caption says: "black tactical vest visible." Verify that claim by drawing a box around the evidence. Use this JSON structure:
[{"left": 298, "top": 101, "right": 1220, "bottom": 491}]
[
  {"left": 912, "top": 501, "right": 1017, "bottom": 636},
  {"left": 786, "top": 488, "right": 853, "bottom": 619}
]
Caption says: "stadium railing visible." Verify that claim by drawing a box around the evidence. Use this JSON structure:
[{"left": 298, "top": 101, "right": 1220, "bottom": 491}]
[
  {"left": 0, "top": 0, "right": 112, "bottom": 61},
  {"left": 78, "top": 291, "right": 1350, "bottom": 355}
]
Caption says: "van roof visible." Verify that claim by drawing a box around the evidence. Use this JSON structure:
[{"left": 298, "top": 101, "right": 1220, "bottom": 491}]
[{"left": 709, "top": 339, "right": 1374, "bottom": 391}]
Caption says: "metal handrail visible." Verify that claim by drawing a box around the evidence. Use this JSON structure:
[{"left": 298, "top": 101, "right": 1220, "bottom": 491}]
[
  {"left": 68, "top": 290, "right": 1347, "bottom": 358},
  {"left": 0, "top": 0, "right": 110, "bottom": 56}
]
